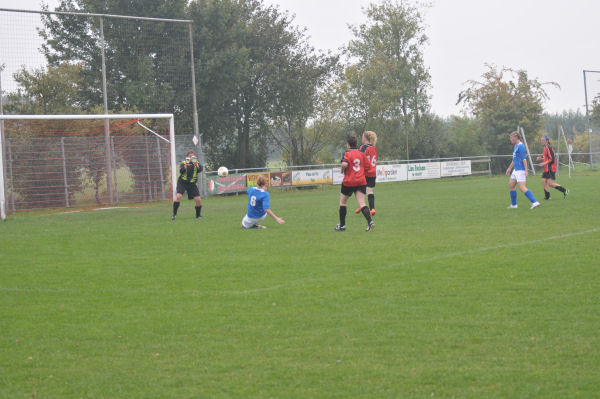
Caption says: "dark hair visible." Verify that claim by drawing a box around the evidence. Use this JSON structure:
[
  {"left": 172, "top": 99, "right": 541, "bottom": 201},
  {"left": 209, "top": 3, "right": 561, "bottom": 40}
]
[{"left": 346, "top": 135, "right": 358, "bottom": 148}]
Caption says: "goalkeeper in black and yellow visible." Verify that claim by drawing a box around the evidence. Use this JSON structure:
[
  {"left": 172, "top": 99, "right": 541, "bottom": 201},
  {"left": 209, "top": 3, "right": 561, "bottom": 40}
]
[{"left": 172, "top": 150, "right": 203, "bottom": 220}]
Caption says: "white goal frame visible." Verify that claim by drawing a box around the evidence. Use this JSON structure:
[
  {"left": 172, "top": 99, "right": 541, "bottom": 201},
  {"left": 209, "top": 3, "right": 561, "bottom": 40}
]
[{"left": 0, "top": 113, "right": 176, "bottom": 220}]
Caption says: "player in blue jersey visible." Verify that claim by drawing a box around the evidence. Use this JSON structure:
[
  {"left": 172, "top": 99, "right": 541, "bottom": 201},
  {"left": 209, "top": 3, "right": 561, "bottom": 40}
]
[
  {"left": 505, "top": 131, "right": 540, "bottom": 210},
  {"left": 241, "top": 175, "right": 285, "bottom": 229}
]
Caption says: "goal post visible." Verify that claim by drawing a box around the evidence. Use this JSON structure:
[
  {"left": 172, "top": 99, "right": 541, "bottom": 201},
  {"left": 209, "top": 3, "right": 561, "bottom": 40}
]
[
  {"left": 0, "top": 113, "right": 177, "bottom": 218},
  {"left": 0, "top": 122, "right": 6, "bottom": 221}
]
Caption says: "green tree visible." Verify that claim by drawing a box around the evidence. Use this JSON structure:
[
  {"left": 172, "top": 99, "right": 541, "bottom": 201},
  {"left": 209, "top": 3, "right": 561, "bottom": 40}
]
[
  {"left": 443, "top": 116, "right": 487, "bottom": 157},
  {"left": 2, "top": 63, "right": 87, "bottom": 208},
  {"left": 268, "top": 46, "right": 338, "bottom": 166},
  {"left": 5, "top": 63, "right": 85, "bottom": 114},
  {"left": 457, "top": 64, "right": 558, "bottom": 170},
  {"left": 591, "top": 95, "right": 600, "bottom": 125},
  {"left": 189, "top": 0, "right": 336, "bottom": 168},
  {"left": 544, "top": 111, "right": 587, "bottom": 140},
  {"left": 39, "top": 0, "right": 191, "bottom": 128},
  {"left": 341, "top": 0, "right": 431, "bottom": 160}
]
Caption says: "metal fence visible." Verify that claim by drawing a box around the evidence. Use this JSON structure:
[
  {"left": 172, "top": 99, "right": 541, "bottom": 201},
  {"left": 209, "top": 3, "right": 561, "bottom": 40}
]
[{"left": 2, "top": 125, "right": 597, "bottom": 215}]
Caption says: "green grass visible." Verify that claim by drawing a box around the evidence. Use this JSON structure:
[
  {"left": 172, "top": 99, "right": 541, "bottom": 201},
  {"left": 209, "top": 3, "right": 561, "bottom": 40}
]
[{"left": 1, "top": 174, "right": 599, "bottom": 398}]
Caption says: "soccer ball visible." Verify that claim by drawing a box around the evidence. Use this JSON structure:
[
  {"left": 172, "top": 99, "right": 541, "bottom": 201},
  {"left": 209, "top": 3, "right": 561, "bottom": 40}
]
[{"left": 217, "top": 166, "right": 229, "bottom": 177}]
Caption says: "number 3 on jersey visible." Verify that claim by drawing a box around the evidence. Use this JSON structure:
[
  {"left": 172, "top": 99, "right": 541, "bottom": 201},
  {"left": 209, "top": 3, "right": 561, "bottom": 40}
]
[{"left": 353, "top": 158, "right": 361, "bottom": 171}]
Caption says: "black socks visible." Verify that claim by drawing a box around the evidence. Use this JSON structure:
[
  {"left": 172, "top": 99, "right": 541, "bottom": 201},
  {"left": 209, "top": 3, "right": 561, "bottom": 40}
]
[
  {"left": 361, "top": 206, "right": 372, "bottom": 224},
  {"left": 339, "top": 206, "right": 347, "bottom": 226}
]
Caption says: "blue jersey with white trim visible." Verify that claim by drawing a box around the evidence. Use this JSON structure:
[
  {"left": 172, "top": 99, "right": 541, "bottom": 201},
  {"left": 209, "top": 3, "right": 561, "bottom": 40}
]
[
  {"left": 512, "top": 143, "right": 527, "bottom": 171},
  {"left": 246, "top": 186, "right": 270, "bottom": 218}
]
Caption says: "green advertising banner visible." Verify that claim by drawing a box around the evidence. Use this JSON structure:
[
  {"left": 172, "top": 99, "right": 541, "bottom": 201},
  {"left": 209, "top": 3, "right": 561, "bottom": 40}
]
[{"left": 207, "top": 174, "right": 247, "bottom": 195}]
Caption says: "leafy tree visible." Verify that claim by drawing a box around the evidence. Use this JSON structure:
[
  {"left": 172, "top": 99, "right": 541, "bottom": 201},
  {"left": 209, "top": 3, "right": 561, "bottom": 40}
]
[
  {"left": 592, "top": 95, "right": 600, "bottom": 125},
  {"left": 268, "top": 46, "right": 338, "bottom": 166},
  {"left": 408, "top": 113, "right": 446, "bottom": 160},
  {"left": 39, "top": 0, "right": 191, "bottom": 129},
  {"left": 443, "top": 116, "right": 487, "bottom": 157},
  {"left": 189, "top": 0, "right": 336, "bottom": 168},
  {"left": 2, "top": 63, "right": 88, "bottom": 208},
  {"left": 457, "top": 64, "right": 558, "bottom": 170},
  {"left": 543, "top": 111, "right": 587, "bottom": 140},
  {"left": 340, "top": 0, "right": 431, "bottom": 160},
  {"left": 4, "top": 63, "right": 85, "bottom": 114},
  {"left": 336, "top": 63, "right": 389, "bottom": 134}
]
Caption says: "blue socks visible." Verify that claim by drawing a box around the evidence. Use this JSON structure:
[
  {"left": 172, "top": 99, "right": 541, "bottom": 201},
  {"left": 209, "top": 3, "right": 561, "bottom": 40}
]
[
  {"left": 524, "top": 190, "right": 537, "bottom": 203},
  {"left": 510, "top": 190, "right": 538, "bottom": 205},
  {"left": 510, "top": 190, "right": 517, "bottom": 206}
]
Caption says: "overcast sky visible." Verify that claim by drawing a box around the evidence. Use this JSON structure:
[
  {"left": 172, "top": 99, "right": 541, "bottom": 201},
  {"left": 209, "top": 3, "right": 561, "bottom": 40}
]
[{"left": 5, "top": 0, "right": 600, "bottom": 116}]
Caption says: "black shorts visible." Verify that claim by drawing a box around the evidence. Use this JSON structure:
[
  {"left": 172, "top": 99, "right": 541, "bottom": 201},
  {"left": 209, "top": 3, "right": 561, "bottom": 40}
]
[
  {"left": 365, "top": 176, "right": 376, "bottom": 188},
  {"left": 341, "top": 184, "right": 367, "bottom": 197},
  {"left": 177, "top": 180, "right": 200, "bottom": 199},
  {"left": 542, "top": 171, "right": 556, "bottom": 180}
]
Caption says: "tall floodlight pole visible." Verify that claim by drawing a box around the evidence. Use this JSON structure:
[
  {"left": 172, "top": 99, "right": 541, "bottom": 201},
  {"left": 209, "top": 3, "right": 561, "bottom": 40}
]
[{"left": 583, "top": 70, "right": 600, "bottom": 169}]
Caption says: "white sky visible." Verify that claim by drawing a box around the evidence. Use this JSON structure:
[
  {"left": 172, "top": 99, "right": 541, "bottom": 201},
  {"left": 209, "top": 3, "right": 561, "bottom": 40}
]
[{"left": 5, "top": 0, "right": 600, "bottom": 116}]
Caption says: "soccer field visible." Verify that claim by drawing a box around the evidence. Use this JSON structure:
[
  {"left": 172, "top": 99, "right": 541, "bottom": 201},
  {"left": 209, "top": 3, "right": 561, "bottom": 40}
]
[{"left": 1, "top": 174, "right": 599, "bottom": 398}]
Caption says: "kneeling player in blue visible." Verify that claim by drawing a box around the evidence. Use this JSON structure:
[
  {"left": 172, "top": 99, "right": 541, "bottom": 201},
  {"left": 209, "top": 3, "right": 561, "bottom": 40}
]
[
  {"left": 241, "top": 175, "right": 285, "bottom": 229},
  {"left": 505, "top": 131, "right": 539, "bottom": 210}
]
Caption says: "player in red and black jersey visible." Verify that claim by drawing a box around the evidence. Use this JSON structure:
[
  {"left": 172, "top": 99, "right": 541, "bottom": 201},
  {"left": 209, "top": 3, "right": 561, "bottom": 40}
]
[
  {"left": 355, "top": 131, "right": 378, "bottom": 216},
  {"left": 335, "top": 135, "right": 375, "bottom": 232},
  {"left": 536, "top": 136, "right": 568, "bottom": 200}
]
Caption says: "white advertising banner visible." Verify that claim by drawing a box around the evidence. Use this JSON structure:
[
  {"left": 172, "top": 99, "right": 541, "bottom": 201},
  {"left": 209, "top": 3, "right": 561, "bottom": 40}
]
[
  {"left": 292, "top": 169, "right": 333, "bottom": 186},
  {"left": 407, "top": 162, "right": 441, "bottom": 180},
  {"left": 441, "top": 160, "right": 472, "bottom": 177},
  {"left": 333, "top": 164, "right": 408, "bottom": 185},
  {"left": 377, "top": 164, "right": 407, "bottom": 182},
  {"left": 332, "top": 168, "right": 344, "bottom": 185}
]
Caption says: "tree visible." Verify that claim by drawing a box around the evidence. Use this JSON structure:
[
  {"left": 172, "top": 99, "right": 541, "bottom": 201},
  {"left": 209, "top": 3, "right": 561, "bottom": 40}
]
[
  {"left": 39, "top": 0, "right": 191, "bottom": 129},
  {"left": 591, "top": 95, "right": 600, "bottom": 125},
  {"left": 268, "top": 45, "right": 338, "bottom": 166},
  {"left": 2, "top": 63, "right": 88, "bottom": 208},
  {"left": 341, "top": 0, "right": 431, "bottom": 160},
  {"left": 443, "top": 116, "right": 487, "bottom": 157},
  {"left": 4, "top": 63, "right": 85, "bottom": 115},
  {"left": 189, "top": 0, "right": 336, "bottom": 168},
  {"left": 457, "top": 64, "right": 558, "bottom": 170}
]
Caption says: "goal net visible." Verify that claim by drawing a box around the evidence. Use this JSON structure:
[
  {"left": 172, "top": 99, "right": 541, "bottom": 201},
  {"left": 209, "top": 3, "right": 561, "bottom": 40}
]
[{"left": 0, "top": 114, "right": 176, "bottom": 218}]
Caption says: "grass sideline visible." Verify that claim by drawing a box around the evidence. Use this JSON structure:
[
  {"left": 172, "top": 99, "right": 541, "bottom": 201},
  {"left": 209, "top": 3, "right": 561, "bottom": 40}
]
[{"left": 1, "top": 174, "right": 599, "bottom": 398}]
